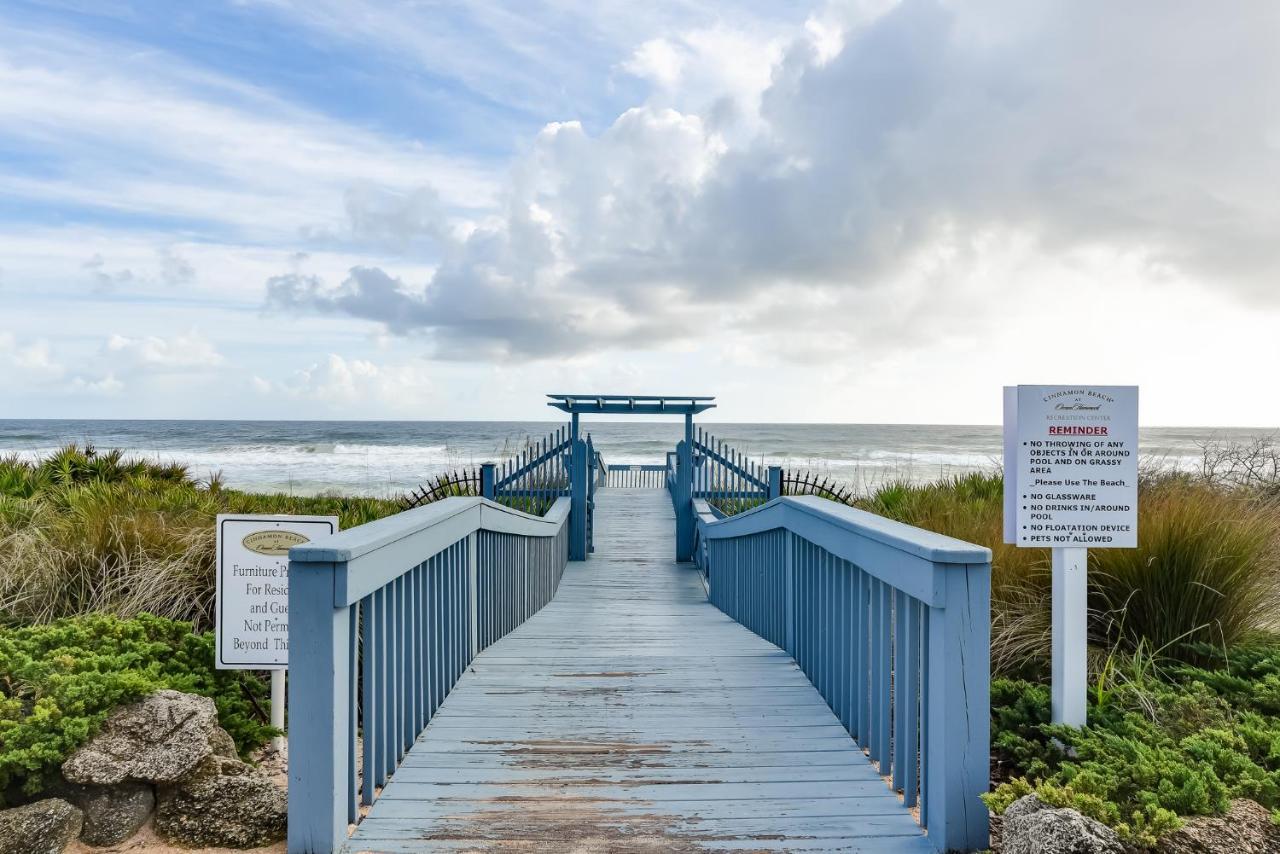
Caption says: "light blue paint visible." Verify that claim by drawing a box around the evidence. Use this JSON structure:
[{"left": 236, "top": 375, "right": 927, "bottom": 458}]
[
  {"left": 287, "top": 496, "right": 570, "bottom": 853},
  {"left": 287, "top": 401, "right": 990, "bottom": 852},
  {"left": 696, "top": 493, "right": 991, "bottom": 851}
]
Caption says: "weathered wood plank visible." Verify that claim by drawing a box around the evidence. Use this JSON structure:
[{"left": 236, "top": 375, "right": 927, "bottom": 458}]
[{"left": 347, "top": 488, "right": 926, "bottom": 853}]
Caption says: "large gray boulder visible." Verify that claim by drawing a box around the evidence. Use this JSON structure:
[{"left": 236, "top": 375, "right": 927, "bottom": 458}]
[
  {"left": 0, "top": 798, "right": 83, "bottom": 854},
  {"left": 154, "top": 755, "right": 287, "bottom": 848},
  {"left": 62, "top": 690, "right": 234, "bottom": 785},
  {"left": 54, "top": 781, "right": 155, "bottom": 846},
  {"left": 1156, "top": 799, "right": 1280, "bottom": 854},
  {"left": 1002, "top": 794, "right": 1125, "bottom": 854}
]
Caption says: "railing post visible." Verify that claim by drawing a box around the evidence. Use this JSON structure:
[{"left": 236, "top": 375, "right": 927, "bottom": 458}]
[
  {"left": 586, "top": 436, "right": 596, "bottom": 554},
  {"left": 767, "top": 465, "right": 782, "bottom": 500},
  {"left": 784, "top": 530, "right": 795, "bottom": 656},
  {"left": 568, "top": 438, "right": 588, "bottom": 561},
  {"left": 924, "top": 562, "right": 991, "bottom": 852},
  {"left": 287, "top": 560, "right": 350, "bottom": 854},
  {"left": 675, "top": 440, "right": 694, "bottom": 561},
  {"left": 480, "top": 463, "right": 496, "bottom": 500}
]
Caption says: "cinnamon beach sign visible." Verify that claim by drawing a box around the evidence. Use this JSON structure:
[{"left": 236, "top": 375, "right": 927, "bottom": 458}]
[
  {"left": 1003, "top": 384, "right": 1138, "bottom": 727},
  {"left": 1006, "top": 386, "right": 1139, "bottom": 548}
]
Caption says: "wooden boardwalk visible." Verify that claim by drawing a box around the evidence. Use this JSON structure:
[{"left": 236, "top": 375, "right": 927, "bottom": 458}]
[{"left": 349, "top": 488, "right": 931, "bottom": 853}]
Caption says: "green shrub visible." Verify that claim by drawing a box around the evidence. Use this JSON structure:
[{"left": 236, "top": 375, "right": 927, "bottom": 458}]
[
  {"left": 0, "top": 613, "right": 274, "bottom": 801},
  {"left": 988, "top": 644, "right": 1280, "bottom": 847}
]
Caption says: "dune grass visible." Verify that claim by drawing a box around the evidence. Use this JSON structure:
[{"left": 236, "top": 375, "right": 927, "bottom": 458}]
[
  {"left": 0, "top": 445, "right": 402, "bottom": 629},
  {"left": 854, "top": 471, "right": 1280, "bottom": 676}
]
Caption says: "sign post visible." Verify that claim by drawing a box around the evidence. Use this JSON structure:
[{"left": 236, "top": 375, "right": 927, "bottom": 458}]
[
  {"left": 216, "top": 514, "right": 339, "bottom": 751},
  {"left": 1003, "top": 386, "right": 1138, "bottom": 726}
]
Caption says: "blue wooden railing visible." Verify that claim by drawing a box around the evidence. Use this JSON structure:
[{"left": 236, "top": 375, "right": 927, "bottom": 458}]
[
  {"left": 691, "top": 495, "right": 991, "bottom": 852},
  {"left": 477, "top": 423, "right": 595, "bottom": 558},
  {"left": 286, "top": 497, "right": 570, "bottom": 852},
  {"left": 604, "top": 463, "right": 667, "bottom": 488},
  {"left": 693, "top": 427, "right": 769, "bottom": 506},
  {"left": 481, "top": 426, "right": 571, "bottom": 517},
  {"left": 286, "top": 408, "right": 991, "bottom": 853}
]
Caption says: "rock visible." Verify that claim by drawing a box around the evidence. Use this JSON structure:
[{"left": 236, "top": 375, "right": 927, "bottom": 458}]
[
  {"left": 1156, "top": 799, "right": 1280, "bottom": 854},
  {"left": 0, "top": 798, "right": 83, "bottom": 854},
  {"left": 62, "top": 690, "right": 233, "bottom": 786},
  {"left": 52, "top": 781, "right": 155, "bottom": 846},
  {"left": 209, "top": 724, "right": 240, "bottom": 760},
  {"left": 154, "top": 757, "right": 286, "bottom": 848},
  {"left": 1002, "top": 794, "right": 1125, "bottom": 854}
]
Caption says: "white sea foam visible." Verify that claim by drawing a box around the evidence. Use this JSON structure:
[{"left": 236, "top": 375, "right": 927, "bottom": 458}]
[{"left": 0, "top": 421, "right": 1265, "bottom": 498}]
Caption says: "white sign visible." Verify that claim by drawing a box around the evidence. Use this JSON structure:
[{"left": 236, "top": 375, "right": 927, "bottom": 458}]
[
  {"left": 216, "top": 515, "right": 338, "bottom": 670},
  {"left": 1009, "top": 385, "right": 1138, "bottom": 548}
]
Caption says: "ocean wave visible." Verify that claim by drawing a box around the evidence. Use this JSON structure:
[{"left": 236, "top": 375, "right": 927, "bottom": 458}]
[{"left": 0, "top": 420, "right": 1255, "bottom": 498}]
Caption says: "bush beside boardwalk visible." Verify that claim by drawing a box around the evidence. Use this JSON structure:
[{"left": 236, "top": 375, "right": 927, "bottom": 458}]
[
  {"left": 855, "top": 462, "right": 1280, "bottom": 848},
  {"left": 1, "top": 443, "right": 1279, "bottom": 850}
]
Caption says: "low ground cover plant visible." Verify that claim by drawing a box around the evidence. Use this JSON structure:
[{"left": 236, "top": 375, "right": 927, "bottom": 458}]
[
  {"left": 985, "top": 638, "right": 1280, "bottom": 846},
  {"left": 0, "top": 613, "right": 274, "bottom": 802}
]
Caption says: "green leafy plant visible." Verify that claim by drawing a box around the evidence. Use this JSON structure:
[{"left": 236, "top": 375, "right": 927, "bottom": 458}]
[
  {"left": 0, "top": 613, "right": 275, "bottom": 801},
  {"left": 988, "top": 640, "right": 1280, "bottom": 847}
]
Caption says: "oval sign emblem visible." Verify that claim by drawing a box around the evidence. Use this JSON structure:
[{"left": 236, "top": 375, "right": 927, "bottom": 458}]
[{"left": 241, "top": 529, "right": 311, "bottom": 556}]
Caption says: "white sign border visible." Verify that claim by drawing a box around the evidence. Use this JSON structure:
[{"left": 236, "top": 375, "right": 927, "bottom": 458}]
[{"left": 215, "top": 513, "right": 338, "bottom": 671}]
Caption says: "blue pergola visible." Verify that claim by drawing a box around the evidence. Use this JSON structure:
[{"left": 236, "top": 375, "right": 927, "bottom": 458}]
[
  {"left": 548, "top": 394, "right": 715, "bottom": 416},
  {"left": 548, "top": 394, "right": 715, "bottom": 557}
]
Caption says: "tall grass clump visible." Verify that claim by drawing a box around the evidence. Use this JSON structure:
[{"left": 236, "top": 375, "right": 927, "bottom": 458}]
[
  {"left": 1092, "top": 483, "right": 1279, "bottom": 662},
  {"left": 858, "top": 471, "right": 1280, "bottom": 676},
  {"left": 0, "top": 445, "right": 402, "bottom": 629}
]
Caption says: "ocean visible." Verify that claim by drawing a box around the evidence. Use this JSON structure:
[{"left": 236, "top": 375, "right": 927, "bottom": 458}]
[{"left": 0, "top": 420, "right": 1269, "bottom": 499}]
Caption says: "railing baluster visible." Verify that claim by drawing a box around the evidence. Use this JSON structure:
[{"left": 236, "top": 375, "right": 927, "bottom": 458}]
[
  {"left": 892, "top": 588, "right": 906, "bottom": 792},
  {"left": 920, "top": 603, "right": 931, "bottom": 828},
  {"left": 855, "top": 567, "right": 868, "bottom": 744},
  {"left": 424, "top": 556, "right": 435, "bottom": 719},
  {"left": 877, "top": 579, "right": 892, "bottom": 771},
  {"left": 361, "top": 592, "right": 376, "bottom": 806},
  {"left": 400, "top": 574, "right": 411, "bottom": 757},
  {"left": 902, "top": 597, "right": 921, "bottom": 808},
  {"left": 348, "top": 604, "right": 358, "bottom": 824},
  {"left": 867, "top": 577, "right": 882, "bottom": 765},
  {"left": 377, "top": 584, "right": 392, "bottom": 786}
]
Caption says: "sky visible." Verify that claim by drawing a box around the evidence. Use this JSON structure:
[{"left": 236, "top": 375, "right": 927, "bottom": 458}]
[{"left": 1, "top": 0, "right": 1278, "bottom": 426}]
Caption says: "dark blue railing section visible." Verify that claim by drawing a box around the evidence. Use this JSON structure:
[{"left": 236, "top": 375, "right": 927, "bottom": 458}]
[
  {"left": 480, "top": 424, "right": 594, "bottom": 558},
  {"left": 286, "top": 498, "right": 570, "bottom": 852},
  {"left": 692, "top": 428, "right": 769, "bottom": 510},
  {"left": 693, "top": 496, "right": 991, "bottom": 853},
  {"left": 486, "top": 426, "right": 572, "bottom": 516}
]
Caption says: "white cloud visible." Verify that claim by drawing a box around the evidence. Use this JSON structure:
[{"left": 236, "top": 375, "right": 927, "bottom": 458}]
[
  {"left": 69, "top": 374, "right": 124, "bottom": 396},
  {"left": 0, "top": 24, "right": 498, "bottom": 241},
  {"left": 267, "top": 0, "right": 1280, "bottom": 368},
  {"left": 103, "top": 331, "right": 225, "bottom": 373},
  {"left": 0, "top": 333, "right": 65, "bottom": 381},
  {"left": 256, "top": 354, "right": 434, "bottom": 411}
]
